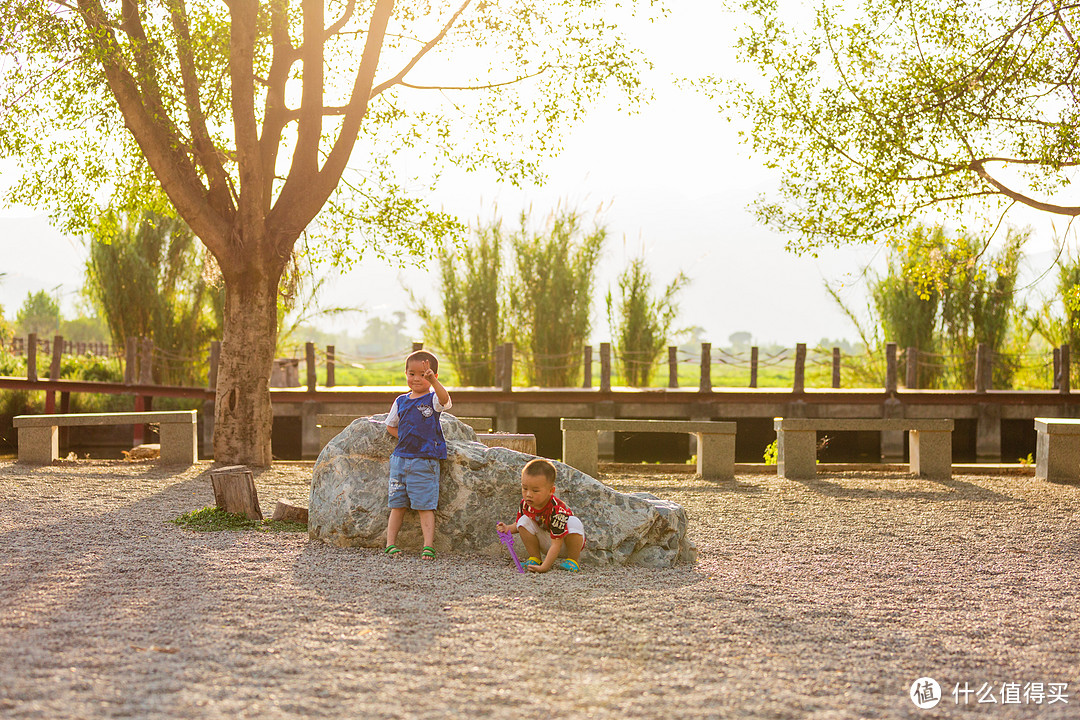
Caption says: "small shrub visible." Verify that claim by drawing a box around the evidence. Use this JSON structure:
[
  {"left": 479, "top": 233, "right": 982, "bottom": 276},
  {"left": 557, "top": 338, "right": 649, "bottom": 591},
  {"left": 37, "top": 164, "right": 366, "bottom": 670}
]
[
  {"left": 169, "top": 506, "right": 306, "bottom": 533},
  {"left": 763, "top": 440, "right": 777, "bottom": 465},
  {"left": 60, "top": 354, "right": 123, "bottom": 382},
  {"left": 0, "top": 348, "right": 23, "bottom": 377}
]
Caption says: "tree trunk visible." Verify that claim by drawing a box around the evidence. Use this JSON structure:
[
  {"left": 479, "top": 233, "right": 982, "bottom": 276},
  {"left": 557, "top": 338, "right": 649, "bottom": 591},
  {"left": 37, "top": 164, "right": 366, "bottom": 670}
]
[{"left": 213, "top": 265, "right": 283, "bottom": 466}]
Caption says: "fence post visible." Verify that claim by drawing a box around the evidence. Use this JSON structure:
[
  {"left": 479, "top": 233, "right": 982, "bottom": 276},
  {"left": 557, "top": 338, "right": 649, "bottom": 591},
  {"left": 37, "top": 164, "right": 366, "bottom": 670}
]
[
  {"left": 582, "top": 345, "right": 592, "bottom": 389},
  {"left": 50, "top": 334, "right": 63, "bottom": 378},
  {"left": 699, "top": 342, "right": 712, "bottom": 393},
  {"left": 502, "top": 342, "right": 514, "bottom": 392},
  {"left": 793, "top": 343, "right": 806, "bottom": 393},
  {"left": 203, "top": 341, "right": 220, "bottom": 456},
  {"left": 974, "top": 343, "right": 988, "bottom": 393},
  {"left": 124, "top": 337, "right": 136, "bottom": 384},
  {"left": 1053, "top": 347, "right": 1061, "bottom": 389},
  {"left": 1061, "top": 344, "right": 1071, "bottom": 394},
  {"left": 832, "top": 347, "right": 842, "bottom": 389},
  {"left": 27, "top": 334, "right": 37, "bottom": 382},
  {"left": 668, "top": 346, "right": 678, "bottom": 389},
  {"left": 494, "top": 344, "right": 505, "bottom": 388},
  {"left": 45, "top": 334, "right": 63, "bottom": 413},
  {"left": 139, "top": 337, "right": 154, "bottom": 385},
  {"left": 600, "top": 342, "right": 611, "bottom": 392},
  {"left": 749, "top": 346, "right": 758, "bottom": 388},
  {"left": 326, "top": 345, "right": 335, "bottom": 388},
  {"left": 905, "top": 346, "right": 918, "bottom": 389},
  {"left": 305, "top": 342, "right": 317, "bottom": 392},
  {"left": 412, "top": 341, "right": 423, "bottom": 352},
  {"left": 885, "top": 342, "right": 898, "bottom": 395}
]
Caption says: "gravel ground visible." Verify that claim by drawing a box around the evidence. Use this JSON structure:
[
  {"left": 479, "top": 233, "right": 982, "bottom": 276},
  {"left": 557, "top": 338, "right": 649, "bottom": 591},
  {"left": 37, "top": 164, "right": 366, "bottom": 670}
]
[{"left": 0, "top": 460, "right": 1078, "bottom": 719}]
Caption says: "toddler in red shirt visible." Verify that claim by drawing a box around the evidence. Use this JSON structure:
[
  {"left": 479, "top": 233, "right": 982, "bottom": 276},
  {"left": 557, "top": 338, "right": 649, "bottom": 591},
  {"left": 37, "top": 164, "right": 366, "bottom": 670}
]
[{"left": 496, "top": 458, "right": 585, "bottom": 572}]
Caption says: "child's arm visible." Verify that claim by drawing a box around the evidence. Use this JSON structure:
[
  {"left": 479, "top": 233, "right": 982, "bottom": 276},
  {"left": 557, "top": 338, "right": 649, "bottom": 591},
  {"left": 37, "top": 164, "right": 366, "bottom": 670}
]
[
  {"left": 385, "top": 400, "right": 399, "bottom": 437},
  {"left": 528, "top": 536, "right": 564, "bottom": 573},
  {"left": 495, "top": 521, "right": 518, "bottom": 534},
  {"left": 423, "top": 364, "right": 451, "bottom": 407}
]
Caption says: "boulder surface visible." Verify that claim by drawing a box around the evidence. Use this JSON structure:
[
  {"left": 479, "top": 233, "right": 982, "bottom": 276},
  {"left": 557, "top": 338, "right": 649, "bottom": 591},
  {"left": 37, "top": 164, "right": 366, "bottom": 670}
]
[{"left": 309, "top": 414, "right": 697, "bottom": 567}]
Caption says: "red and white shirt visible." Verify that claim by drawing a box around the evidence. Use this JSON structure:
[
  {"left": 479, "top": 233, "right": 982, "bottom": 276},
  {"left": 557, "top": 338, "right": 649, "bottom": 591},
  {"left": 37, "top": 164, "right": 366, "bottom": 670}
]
[{"left": 517, "top": 495, "right": 574, "bottom": 539}]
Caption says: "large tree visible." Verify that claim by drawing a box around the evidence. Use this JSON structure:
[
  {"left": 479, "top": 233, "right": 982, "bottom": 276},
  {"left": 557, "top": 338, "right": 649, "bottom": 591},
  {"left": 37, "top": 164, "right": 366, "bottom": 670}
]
[
  {"left": 0, "top": 0, "right": 654, "bottom": 464},
  {"left": 723, "top": 0, "right": 1080, "bottom": 252}
]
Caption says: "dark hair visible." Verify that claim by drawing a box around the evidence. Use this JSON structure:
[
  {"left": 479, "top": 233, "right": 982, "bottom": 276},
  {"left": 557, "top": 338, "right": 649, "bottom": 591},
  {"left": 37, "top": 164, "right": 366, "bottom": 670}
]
[
  {"left": 523, "top": 457, "right": 557, "bottom": 485},
  {"left": 405, "top": 350, "right": 439, "bottom": 374}
]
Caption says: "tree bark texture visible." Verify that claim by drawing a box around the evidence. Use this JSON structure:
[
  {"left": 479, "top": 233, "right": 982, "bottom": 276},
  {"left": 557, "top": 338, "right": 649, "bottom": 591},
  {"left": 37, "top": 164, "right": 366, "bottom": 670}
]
[{"left": 213, "top": 265, "right": 284, "bottom": 466}]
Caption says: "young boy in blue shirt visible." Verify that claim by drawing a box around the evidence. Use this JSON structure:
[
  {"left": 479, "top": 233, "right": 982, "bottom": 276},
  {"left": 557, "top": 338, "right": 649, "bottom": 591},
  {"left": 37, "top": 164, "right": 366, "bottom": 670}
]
[{"left": 383, "top": 350, "right": 452, "bottom": 560}]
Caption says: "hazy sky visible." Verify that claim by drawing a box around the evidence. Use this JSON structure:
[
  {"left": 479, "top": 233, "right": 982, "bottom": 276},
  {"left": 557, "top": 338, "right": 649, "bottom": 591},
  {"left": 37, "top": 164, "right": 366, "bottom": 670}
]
[{"left": 0, "top": 2, "right": 1072, "bottom": 347}]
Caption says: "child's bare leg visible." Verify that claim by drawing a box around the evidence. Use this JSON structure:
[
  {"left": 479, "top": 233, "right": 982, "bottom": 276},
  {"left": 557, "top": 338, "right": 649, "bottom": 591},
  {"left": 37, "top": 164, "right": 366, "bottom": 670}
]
[
  {"left": 418, "top": 510, "right": 435, "bottom": 548},
  {"left": 563, "top": 533, "right": 584, "bottom": 561},
  {"left": 518, "top": 526, "right": 542, "bottom": 560},
  {"left": 386, "top": 508, "right": 406, "bottom": 547}
]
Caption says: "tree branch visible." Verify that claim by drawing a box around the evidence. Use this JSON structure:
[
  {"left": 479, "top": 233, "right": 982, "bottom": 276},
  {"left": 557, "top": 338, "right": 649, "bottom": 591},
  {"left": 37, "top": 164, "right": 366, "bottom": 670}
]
[
  {"left": 166, "top": 0, "right": 233, "bottom": 218},
  {"left": 226, "top": 0, "right": 266, "bottom": 249},
  {"left": 259, "top": 0, "right": 298, "bottom": 208},
  {"left": 370, "top": 0, "right": 471, "bottom": 98},
  {"left": 290, "top": 0, "right": 327, "bottom": 184},
  {"left": 969, "top": 158, "right": 1080, "bottom": 215},
  {"left": 325, "top": 0, "right": 357, "bottom": 38},
  {"left": 75, "top": 0, "right": 228, "bottom": 254},
  {"left": 270, "top": 0, "right": 396, "bottom": 245}
]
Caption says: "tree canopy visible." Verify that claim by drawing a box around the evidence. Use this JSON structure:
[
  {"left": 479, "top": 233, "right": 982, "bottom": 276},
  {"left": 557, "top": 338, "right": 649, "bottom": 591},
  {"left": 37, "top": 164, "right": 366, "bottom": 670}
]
[
  {"left": 0, "top": 0, "right": 658, "bottom": 464},
  {"left": 15, "top": 290, "right": 62, "bottom": 338},
  {"left": 722, "top": 0, "right": 1080, "bottom": 252}
]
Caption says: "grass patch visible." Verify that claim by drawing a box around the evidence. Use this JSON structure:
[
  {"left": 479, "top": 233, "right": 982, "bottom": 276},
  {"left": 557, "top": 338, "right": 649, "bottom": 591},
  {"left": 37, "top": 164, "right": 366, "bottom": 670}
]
[{"left": 170, "top": 506, "right": 307, "bottom": 533}]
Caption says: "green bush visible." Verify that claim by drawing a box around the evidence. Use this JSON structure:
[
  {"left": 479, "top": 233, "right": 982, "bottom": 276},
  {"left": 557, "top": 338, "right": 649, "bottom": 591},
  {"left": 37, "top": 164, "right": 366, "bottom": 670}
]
[
  {"left": 60, "top": 354, "right": 123, "bottom": 382},
  {"left": 0, "top": 347, "right": 23, "bottom": 377}
]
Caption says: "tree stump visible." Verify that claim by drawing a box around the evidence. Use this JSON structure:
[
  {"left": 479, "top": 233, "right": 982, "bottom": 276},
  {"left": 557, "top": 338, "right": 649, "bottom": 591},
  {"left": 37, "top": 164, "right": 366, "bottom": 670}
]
[
  {"left": 210, "top": 465, "right": 262, "bottom": 520},
  {"left": 476, "top": 433, "right": 537, "bottom": 455},
  {"left": 271, "top": 499, "right": 308, "bottom": 525}
]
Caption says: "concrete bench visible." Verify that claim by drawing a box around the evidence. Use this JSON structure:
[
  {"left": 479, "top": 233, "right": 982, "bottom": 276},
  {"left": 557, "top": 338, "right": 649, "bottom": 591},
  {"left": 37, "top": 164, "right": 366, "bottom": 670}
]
[
  {"left": 773, "top": 417, "right": 954, "bottom": 479},
  {"left": 561, "top": 418, "right": 736, "bottom": 479},
  {"left": 13, "top": 411, "right": 198, "bottom": 465},
  {"left": 1034, "top": 418, "right": 1080, "bottom": 482},
  {"left": 317, "top": 414, "right": 494, "bottom": 449}
]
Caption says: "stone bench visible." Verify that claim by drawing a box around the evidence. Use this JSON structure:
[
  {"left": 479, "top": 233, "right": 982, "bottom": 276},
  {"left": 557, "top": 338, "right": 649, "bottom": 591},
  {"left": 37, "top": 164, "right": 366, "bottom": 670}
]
[
  {"left": 1034, "top": 418, "right": 1080, "bottom": 482},
  {"left": 317, "top": 414, "right": 494, "bottom": 449},
  {"left": 561, "top": 418, "right": 736, "bottom": 480},
  {"left": 773, "top": 417, "right": 954, "bottom": 479},
  {"left": 13, "top": 411, "right": 198, "bottom": 465}
]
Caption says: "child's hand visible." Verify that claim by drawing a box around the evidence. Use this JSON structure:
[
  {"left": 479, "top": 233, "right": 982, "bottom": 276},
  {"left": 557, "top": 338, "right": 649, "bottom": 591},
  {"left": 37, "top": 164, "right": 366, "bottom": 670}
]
[
  {"left": 527, "top": 563, "right": 550, "bottom": 573},
  {"left": 422, "top": 361, "right": 437, "bottom": 383},
  {"left": 495, "top": 522, "right": 511, "bottom": 533}
]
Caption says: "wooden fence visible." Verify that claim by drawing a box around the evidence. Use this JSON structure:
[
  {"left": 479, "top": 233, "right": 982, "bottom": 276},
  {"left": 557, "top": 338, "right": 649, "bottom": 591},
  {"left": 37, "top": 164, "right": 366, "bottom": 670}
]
[{"left": 3, "top": 334, "right": 1073, "bottom": 394}]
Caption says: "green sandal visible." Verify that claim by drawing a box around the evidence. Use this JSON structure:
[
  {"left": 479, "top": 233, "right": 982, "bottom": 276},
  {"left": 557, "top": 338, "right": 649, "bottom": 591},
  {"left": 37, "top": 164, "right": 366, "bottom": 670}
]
[
  {"left": 384, "top": 545, "right": 402, "bottom": 556},
  {"left": 420, "top": 546, "right": 436, "bottom": 560}
]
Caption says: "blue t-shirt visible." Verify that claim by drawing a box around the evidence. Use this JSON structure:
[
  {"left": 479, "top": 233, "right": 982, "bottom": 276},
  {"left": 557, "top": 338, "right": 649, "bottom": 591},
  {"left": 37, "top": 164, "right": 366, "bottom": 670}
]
[{"left": 389, "top": 391, "right": 447, "bottom": 459}]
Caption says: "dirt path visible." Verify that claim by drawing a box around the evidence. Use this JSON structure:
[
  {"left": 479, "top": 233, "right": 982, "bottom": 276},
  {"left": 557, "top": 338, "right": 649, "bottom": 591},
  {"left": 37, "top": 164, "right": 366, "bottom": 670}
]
[{"left": 0, "top": 460, "right": 1077, "bottom": 719}]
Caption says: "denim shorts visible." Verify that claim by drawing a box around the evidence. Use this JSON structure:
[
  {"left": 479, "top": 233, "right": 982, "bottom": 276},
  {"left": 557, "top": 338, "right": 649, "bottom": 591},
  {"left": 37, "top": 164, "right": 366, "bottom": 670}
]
[{"left": 388, "top": 455, "right": 441, "bottom": 510}]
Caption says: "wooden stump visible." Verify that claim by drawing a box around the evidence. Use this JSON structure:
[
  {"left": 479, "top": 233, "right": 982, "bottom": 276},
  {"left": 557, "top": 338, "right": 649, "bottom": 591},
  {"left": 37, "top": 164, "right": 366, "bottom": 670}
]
[
  {"left": 476, "top": 433, "right": 537, "bottom": 455},
  {"left": 210, "top": 465, "right": 262, "bottom": 520},
  {"left": 271, "top": 499, "right": 308, "bottom": 525}
]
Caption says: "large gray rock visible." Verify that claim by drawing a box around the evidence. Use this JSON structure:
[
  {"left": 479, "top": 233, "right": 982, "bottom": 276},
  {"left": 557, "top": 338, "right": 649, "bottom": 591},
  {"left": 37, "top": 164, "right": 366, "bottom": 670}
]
[{"left": 309, "top": 414, "right": 697, "bottom": 567}]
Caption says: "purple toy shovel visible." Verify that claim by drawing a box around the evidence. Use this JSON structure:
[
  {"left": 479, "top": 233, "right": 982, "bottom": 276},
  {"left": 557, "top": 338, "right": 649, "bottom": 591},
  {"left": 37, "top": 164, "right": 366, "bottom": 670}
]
[{"left": 497, "top": 527, "right": 525, "bottom": 573}]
